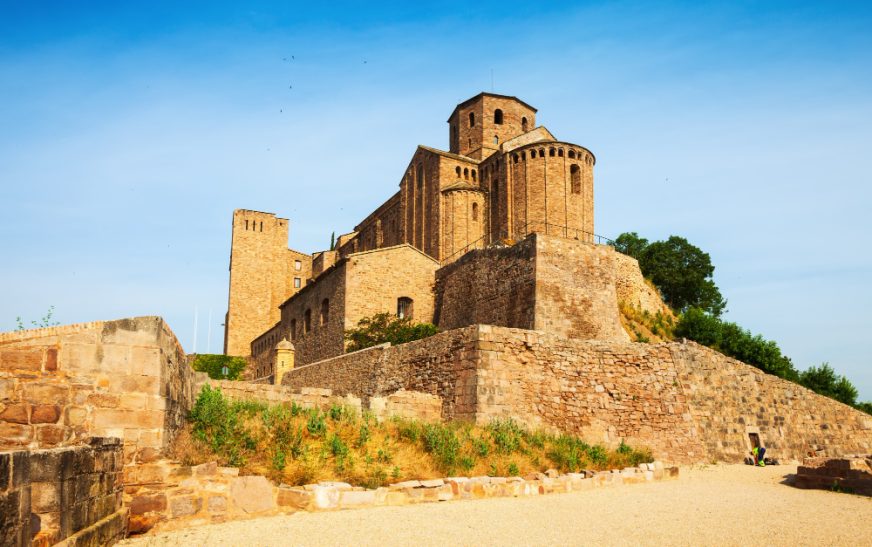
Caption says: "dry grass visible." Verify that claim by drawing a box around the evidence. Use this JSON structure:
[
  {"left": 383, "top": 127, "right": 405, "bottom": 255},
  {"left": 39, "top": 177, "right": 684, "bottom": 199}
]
[
  {"left": 169, "top": 386, "right": 653, "bottom": 488},
  {"left": 619, "top": 299, "right": 676, "bottom": 343}
]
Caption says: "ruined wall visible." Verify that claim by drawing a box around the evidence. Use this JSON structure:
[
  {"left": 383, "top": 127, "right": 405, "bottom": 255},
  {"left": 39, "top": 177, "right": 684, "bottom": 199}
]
[
  {"left": 0, "top": 317, "right": 200, "bottom": 463},
  {"left": 281, "top": 324, "right": 872, "bottom": 464},
  {"left": 1, "top": 438, "right": 127, "bottom": 547},
  {"left": 434, "top": 238, "right": 536, "bottom": 331}
]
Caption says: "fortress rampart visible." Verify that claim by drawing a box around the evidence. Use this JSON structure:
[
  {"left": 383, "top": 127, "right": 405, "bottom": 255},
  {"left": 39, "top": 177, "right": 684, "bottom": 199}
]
[{"left": 283, "top": 324, "right": 872, "bottom": 464}]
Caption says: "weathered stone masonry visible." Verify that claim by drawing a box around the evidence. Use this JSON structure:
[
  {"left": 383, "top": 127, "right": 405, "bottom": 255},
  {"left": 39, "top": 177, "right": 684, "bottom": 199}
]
[{"left": 283, "top": 325, "right": 872, "bottom": 464}]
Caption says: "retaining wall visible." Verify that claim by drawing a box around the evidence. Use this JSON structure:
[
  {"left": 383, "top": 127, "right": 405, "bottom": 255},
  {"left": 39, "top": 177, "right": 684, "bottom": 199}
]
[
  {"left": 283, "top": 325, "right": 872, "bottom": 463},
  {"left": 0, "top": 317, "right": 203, "bottom": 463},
  {"left": 0, "top": 438, "right": 127, "bottom": 547}
]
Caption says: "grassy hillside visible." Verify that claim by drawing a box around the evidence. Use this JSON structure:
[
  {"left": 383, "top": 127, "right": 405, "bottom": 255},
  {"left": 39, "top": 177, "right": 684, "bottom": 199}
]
[{"left": 171, "top": 386, "right": 653, "bottom": 488}]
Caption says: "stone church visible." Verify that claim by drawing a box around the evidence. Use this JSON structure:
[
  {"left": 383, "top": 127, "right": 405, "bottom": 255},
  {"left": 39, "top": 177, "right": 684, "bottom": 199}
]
[{"left": 224, "top": 92, "right": 646, "bottom": 379}]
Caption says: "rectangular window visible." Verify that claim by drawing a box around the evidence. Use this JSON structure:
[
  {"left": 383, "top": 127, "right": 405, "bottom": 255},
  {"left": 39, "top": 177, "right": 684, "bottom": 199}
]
[
  {"left": 294, "top": 277, "right": 301, "bottom": 288},
  {"left": 295, "top": 260, "right": 302, "bottom": 271}
]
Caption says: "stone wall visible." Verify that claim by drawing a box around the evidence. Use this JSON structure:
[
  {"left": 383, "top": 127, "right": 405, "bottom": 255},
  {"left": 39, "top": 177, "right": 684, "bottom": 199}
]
[
  {"left": 283, "top": 329, "right": 480, "bottom": 419},
  {"left": 1, "top": 438, "right": 127, "bottom": 547},
  {"left": 434, "top": 238, "right": 536, "bottom": 331},
  {"left": 282, "top": 324, "right": 872, "bottom": 464},
  {"left": 612, "top": 251, "right": 670, "bottom": 316},
  {"left": 0, "top": 317, "right": 201, "bottom": 463},
  {"left": 435, "top": 234, "right": 629, "bottom": 342},
  {"left": 533, "top": 235, "right": 628, "bottom": 342}
]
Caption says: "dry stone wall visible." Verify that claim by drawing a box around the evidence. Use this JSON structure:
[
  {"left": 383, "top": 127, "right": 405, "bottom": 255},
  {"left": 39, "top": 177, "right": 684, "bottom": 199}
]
[{"left": 0, "top": 317, "right": 202, "bottom": 463}]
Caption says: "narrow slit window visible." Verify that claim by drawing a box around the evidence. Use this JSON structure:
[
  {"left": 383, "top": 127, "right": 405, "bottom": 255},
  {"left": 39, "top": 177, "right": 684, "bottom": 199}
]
[{"left": 397, "top": 297, "right": 413, "bottom": 319}]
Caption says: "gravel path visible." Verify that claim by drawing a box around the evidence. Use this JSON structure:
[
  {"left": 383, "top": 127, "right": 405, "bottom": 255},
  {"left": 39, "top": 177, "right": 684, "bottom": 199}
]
[{"left": 121, "top": 464, "right": 871, "bottom": 546}]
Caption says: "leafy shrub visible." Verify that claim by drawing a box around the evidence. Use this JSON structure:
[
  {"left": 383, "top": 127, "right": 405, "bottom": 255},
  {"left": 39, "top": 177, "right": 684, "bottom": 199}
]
[
  {"left": 508, "top": 462, "right": 520, "bottom": 476},
  {"left": 422, "top": 423, "right": 460, "bottom": 472},
  {"left": 191, "top": 354, "right": 247, "bottom": 380},
  {"left": 345, "top": 312, "right": 439, "bottom": 352},
  {"left": 488, "top": 419, "right": 523, "bottom": 454},
  {"left": 306, "top": 409, "right": 327, "bottom": 437}
]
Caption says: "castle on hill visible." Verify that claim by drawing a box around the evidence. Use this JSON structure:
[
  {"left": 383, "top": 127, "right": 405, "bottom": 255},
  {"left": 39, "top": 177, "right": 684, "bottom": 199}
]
[{"left": 223, "top": 93, "right": 650, "bottom": 380}]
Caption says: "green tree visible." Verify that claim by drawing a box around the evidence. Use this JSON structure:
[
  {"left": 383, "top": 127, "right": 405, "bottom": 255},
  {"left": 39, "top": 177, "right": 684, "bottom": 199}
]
[
  {"left": 345, "top": 312, "right": 439, "bottom": 352},
  {"left": 191, "top": 354, "right": 247, "bottom": 380},
  {"left": 856, "top": 401, "right": 872, "bottom": 415},
  {"left": 639, "top": 236, "right": 726, "bottom": 316},
  {"left": 673, "top": 307, "right": 722, "bottom": 346},
  {"left": 612, "top": 232, "right": 649, "bottom": 261},
  {"left": 799, "top": 364, "right": 858, "bottom": 406}
]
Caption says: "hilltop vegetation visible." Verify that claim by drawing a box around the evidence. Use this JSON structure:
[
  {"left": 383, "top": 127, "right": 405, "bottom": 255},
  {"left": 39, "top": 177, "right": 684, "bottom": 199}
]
[
  {"left": 613, "top": 232, "right": 871, "bottom": 415},
  {"left": 172, "top": 386, "right": 653, "bottom": 487}
]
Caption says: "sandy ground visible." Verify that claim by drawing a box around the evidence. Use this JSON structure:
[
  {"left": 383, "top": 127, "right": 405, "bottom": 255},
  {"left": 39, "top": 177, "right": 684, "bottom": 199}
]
[{"left": 121, "top": 464, "right": 871, "bottom": 546}]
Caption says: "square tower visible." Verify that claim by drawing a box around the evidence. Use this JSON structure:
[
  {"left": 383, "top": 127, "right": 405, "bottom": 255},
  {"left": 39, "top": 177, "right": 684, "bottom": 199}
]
[{"left": 447, "top": 93, "right": 537, "bottom": 160}]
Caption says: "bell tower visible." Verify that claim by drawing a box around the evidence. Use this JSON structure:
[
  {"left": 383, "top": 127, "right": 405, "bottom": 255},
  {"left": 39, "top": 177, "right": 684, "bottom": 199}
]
[{"left": 447, "top": 93, "right": 537, "bottom": 159}]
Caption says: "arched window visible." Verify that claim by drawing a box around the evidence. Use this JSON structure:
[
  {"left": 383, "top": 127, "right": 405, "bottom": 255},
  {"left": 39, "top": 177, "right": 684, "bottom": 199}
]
[
  {"left": 472, "top": 202, "right": 479, "bottom": 221},
  {"left": 493, "top": 135, "right": 499, "bottom": 145},
  {"left": 521, "top": 116, "right": 528, "bottom": 131},
  {"left": 521, "top": 151, "right": 526, "bottom": 160},
  {"left": 290, "top": 320, "right": 297, "bottom": 341},
  {"left": 549, "top": 148, "right": 556, "bottom": 157},
  {"left": 494, "top": 109, "right": 503, "bottom": 125},
  {"left": 456, "top": 166, "right": 461, "bottom": 176},
  {"left": 320, "top": 298, "right": 329, "bottom": 326},
  {"left": 538, "top": 148, "right": 545, "bottom": 157},
  {"left": 397, "top": 297, "right": 413, "bottom": 319},
  {"left": 469, "top": 112, "right": 475, "bottom": 127},
  {"left": 558, "top": 148, "right": 564, "bottom": 157},
  {"left": 416, "top": 164, "right": 424, "bottom": 190},
  {"left": 568, "top": 150, "right": 576, "bottom": 159},
  {"left": 471, "top": 170, "right": 477, "bottom": 182},
  {"left": 245, "top": 220, "right": 249, "bottom": 230},
  {"left": 570, "top": 165, "right": 581, "bottom": 194},
  {"left": 260, "top": 221, "right": 263, "bottom": 232},
  {"left": 304, "top": 309, "right": 312, "bottom": 333},
  {"left": 512, "top": 154, "right": 519, "bottom": 164},
  {"left": 464, "top": 168, "right": 469, "bottom": 179},
  {"left": 468, "top": 138, "right": 472, "bottom": 149}
]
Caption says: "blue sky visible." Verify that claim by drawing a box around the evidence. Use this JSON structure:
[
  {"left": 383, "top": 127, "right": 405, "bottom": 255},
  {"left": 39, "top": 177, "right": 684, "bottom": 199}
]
[{"left": 1, "top": 1, "right": 871, "bottom": 399}]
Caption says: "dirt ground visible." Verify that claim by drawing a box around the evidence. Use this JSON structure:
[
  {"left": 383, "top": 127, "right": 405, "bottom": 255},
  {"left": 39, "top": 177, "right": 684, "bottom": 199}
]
[{"left": 120, "top": 464, "right": 872, "bottom": 546}]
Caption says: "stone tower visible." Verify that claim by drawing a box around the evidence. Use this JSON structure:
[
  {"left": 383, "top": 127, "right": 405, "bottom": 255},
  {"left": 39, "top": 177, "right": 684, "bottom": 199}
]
[
  {"left": 447, "top": 93, "right": 537, "bottom": 160},
  {"left": 223, "top": 210, "right": 294, "bottom": 357}
]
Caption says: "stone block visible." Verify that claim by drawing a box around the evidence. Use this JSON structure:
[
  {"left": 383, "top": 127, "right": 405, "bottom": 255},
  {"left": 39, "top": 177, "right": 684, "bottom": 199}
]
[
  {"left": 169, "top": 494, "right": 202, "bottom": 518},
  {"left": 0, "top": 403, "right": 29, "bottom": 424},
  {"left": 389, "top": 480, "right": 421, "bottom": 490},
  {"left": 36, "top": 425, "right": 65, "bottom": 446},
  {"left": 420, "top": 479, "right": 444, "bottom": 488},
  {"left": 339, "top": 490, "right": 376, "bottom": 508},
  {"left": 11, "top": 451, "right": 29, "bottom": 487},
  {"left": 128, "top": 492, "right": 167, "bottom": 515},
  {"left": 207, "top": 495, "right": 227, "bottom": 513},
  {"left": 277, "top": 487, "right": 311, "bottom": 509},
  {"left": 230, "top": 476, "right": 275, "bottom": 514},
  {"left": 31, "top": 482, "right": 59, "bottom": 513},
  {"left": 193, "top": 462, "right": 218, "bottom": 476},
  {"left": 0, "top": 350, "right": 42, "bottom": 372},
  {"left": 310, "top": 485, "right": 340, "bottom": 510},
  {"left": 31, "top": 405, "right": 61, "bottom": 424},
  {"left": 24, "top": 384, "right": 70, "bottom": 405}
]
